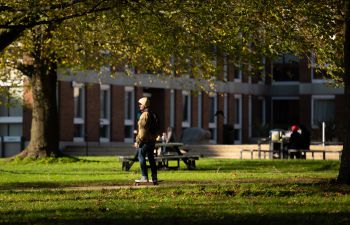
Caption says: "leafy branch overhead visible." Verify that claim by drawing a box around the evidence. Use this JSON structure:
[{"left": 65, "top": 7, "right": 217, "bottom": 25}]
[{"left": 0, "top": 0, "right": 345, "bottom": 82}]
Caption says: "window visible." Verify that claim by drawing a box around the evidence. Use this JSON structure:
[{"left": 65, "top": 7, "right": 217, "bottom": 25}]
[
  {"left": 234, "top": 95, "right": 242, "bottom": 144},
  {"left": 272, "top": 54, "right": 300, "bottom": 82},
  {"left": 100, "top": 85, "right": 110, "bottom": 142},
  {"left": 223, "top": 94, "right": 228, "bottom": 124},
  {"left": 0, "top": 87, "right": 23, "bottom": 137},
  {"left": 234, "top": 64, "right": 242, "bottom": 81},
  {"left": 272, "top": 97, "right": 299, "bottom": 129},
  {"left": 209, "top": 94, "right": 217, "bottom": 143},
  {"left": 182, "top": 91, "right": 191, "bottom": 128},
  {"left": 312, "top": 96, "right": 335, "bottom": 128},
  {"left": 170, "top": 89, "right": 175, "bottom": 128},
  {"left": 197, "top": 92, "right": 202, "bottom": 128},
  {"left": 124, "top": 86, "right": 135, "bottom": 143},
  {"left": 73, "top": 82, "right": 84, "bottom": 142}
]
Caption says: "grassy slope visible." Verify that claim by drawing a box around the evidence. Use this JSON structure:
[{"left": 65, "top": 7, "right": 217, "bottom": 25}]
[{"left": 0, "top": 157, "right": 349, "bottom": 225}]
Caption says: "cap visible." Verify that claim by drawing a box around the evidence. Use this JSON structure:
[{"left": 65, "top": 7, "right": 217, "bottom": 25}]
[
  {"left": 138, "top": 97, "right": 150, "bottom": 107},
  {"left": 291, "top": 125, "right": 299, "bottom": 132}
]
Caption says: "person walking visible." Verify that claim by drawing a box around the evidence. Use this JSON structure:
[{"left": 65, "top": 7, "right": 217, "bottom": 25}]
[{"left": 135, "top": 97, "right": 158, "bottom": 184}]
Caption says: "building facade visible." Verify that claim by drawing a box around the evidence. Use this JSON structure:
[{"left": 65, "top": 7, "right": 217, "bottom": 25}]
[{"left": 0, "top": 54, "right": 345, "bottom": 157}]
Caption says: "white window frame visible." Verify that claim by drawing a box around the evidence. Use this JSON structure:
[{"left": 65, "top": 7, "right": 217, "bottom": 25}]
[
  {"left": 234, "top": 94, "right": 242, "bottom": 144},
  {"left": 198, "top": 92, "right": 202, "bottom": 128},
  {"left": 99, "top": 84, "right": 110, "bottom": 143},
  {"left": 311, "top": 95, "right": 335, "bottom": 129},
  {"left": 170, "top": 89, "right": 175, "bottom": 128},
  {"left": 182, "top": 90, "right": 191, "bottom": 128},
  {"left": 73, "top": 82, "right": 85, "bottom": 142},
  {"left": 124, "top": 86, "right": 135, "bottom": 143},
  {"left": 208, "top": 93, "right": 217, "bottom": 144}
]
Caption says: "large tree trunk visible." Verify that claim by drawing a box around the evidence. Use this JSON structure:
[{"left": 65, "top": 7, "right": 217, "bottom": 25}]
[
  {"left": 337, "top": 0, "right": 350, "bottom": 184},
  {"left": 18, "top": 56, "right": 60, "bottom": 158}
]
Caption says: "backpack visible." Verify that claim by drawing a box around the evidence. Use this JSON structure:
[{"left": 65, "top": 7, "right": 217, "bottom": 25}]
[{"left": 147, "top": 110, "right": 160, "bottom": 135}]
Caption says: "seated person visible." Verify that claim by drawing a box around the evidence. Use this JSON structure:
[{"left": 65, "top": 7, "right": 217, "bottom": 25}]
[
  {"left": 288, "top": 125, "right": 303, "bottom": 159},
  {"left": 162, "top": 127, "right": 182, "bottom": 155}
]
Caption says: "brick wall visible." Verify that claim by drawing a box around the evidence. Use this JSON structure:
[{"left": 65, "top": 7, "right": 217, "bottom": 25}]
[
  {"left": 85, "top": 84, "right": 100, "bottom": 141},
  {"left": 299, "top": 95, "right": 311, "bottom": 129},
  {"left": 111, "top": 85, "right": 124, "bottom": 141},
  {"left": 58, "top": 81, "right": 74, "bottom": 141},
  {"left": 242, "top": 95, "right": 249, "bottom": 143},
  {"left": 175, "top": 90, "right": 183, "bottom": 138},
  {"left": 191, "top": 92, "right": 198, "bottom": 127},
  {"left": 201, "top": 92, "right": 209, "bottom": 130}
]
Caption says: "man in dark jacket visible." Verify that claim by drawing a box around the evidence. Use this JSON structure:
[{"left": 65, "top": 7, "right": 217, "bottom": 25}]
[{"left": 288, "top": 125, "right": 303, "bottom": 159}]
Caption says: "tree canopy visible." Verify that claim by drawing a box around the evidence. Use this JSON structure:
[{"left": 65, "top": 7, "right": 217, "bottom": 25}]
[
  {"left": 0, "top": 0, "right": 349, "bottom": 182},
  {"left": 0, "top": 1, "right": 344, "bottom": 82}
]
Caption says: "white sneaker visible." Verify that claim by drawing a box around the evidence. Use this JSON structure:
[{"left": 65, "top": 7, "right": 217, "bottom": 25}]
[{"left": 135, "top": 177, "right": 148, "bottom": 183}]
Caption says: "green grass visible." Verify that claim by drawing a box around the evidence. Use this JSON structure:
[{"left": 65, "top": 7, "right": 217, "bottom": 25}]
[{"left": 0, "top": 157, "right": 349, "bottom": 225}]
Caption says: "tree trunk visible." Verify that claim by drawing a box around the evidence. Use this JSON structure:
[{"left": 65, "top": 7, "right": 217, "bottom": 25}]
[
  {"left": 18, "top": 56, "right": 60, "bottom": 158},
  {"left": 337, "top": 0, "right": 350, "bottom": 184}
]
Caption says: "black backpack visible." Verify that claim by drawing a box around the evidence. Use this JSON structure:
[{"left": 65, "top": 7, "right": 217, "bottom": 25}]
[{"left": 147, "top": 110, "right": 160, "bottom": 135}]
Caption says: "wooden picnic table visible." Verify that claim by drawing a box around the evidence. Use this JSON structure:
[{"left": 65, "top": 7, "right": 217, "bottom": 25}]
[{"left": 119, "top": 142, "right": 199, "bottom": 171}]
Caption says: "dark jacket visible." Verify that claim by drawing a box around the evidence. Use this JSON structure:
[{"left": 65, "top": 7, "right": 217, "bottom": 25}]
[{"left": 288, "top": 131, "right": 303, "bottom": 150}]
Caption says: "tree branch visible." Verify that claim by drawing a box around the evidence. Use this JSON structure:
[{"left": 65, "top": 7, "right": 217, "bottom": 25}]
[{"left": 17, "top": 63, "right": 34, "bottom": 78}]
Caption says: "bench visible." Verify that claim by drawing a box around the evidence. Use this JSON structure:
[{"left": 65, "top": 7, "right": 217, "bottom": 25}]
[
  {"left": 240, "top": 149, "right": 271, "bottom": 159},
  {"left": 119, "top": 154, "right": 200, "bottom": 171},
  {"left": 287, "top": 149, "right": 342, "bottom": 160}
]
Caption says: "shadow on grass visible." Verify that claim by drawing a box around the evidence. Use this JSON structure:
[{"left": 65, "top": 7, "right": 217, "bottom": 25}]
[
  {"left": 1, "top": 210, "right": 349, "bottom": 225},
  {"left": 196, "top": 159, "right": 340, "bottom": 172}
]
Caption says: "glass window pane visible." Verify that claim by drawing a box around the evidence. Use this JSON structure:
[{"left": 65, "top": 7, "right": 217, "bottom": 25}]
[
  {"left": 9, "top": 99, "right": 22, "bottom": 117},
  {"left": 74, "top": 87, "right": 83, "bottom": 118},
  {"left": 9, "top": 124, "right": 22, "bottom": 136},
  {"left": 124, "top": 125, "right": 133, "bottom": 139},
  {"left": 100, "top": 125, "right": 108, "bottom": 138},
  {"left": 235, "top": 99, "right": 240, "bottom": 124},
  {"left": 100, "top": 90, "right": 108, "bottom": 119},
  {"left": 182, "top": 95, "right": 189, "bottom": 122},
  {"left": 74, "top": 124, "right": 84, "bottom": 137},
  {"left": 313, "top": 99, "right": 335, "bottom": 125},
  {"left": 125, "top": 92, "right": 133, "bottom": 120},
  {"left": 0, "top": 95, "right": 8, "bottom": 116},
  {"left": 209, "top": 97, "right": 215, "bottom": 123},
  {"left": 273, "top": 54, "right": 300, "bottom": 81},
  {"left": 0, "top": 124, "right": 7, "bottom": 136}
]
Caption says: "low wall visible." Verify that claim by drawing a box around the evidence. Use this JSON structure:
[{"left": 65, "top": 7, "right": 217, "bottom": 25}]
[{"left": 62, "top": 142, "right": 343, "bottom": 160}]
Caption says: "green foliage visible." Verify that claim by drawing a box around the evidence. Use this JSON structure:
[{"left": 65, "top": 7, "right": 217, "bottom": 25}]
[{"left": 0, "top": 1, "right": 345, "bottom": 84}]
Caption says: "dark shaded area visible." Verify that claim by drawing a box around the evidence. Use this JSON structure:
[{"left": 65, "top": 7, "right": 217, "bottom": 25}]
[{"left": 1, "top": 211, "right": 349, "bottom": 225}]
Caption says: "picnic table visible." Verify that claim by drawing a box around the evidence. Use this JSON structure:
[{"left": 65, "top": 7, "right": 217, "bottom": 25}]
[{"left": 119, "top": 142, "right": 200, "bottom": 171}]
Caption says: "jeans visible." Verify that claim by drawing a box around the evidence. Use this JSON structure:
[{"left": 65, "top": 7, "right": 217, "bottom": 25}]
[{"left": 138, "top": 142, "right": 157, "bottom": 180}]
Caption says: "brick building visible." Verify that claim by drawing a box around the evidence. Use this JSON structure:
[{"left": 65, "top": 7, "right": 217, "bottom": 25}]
[{"left": 0, "top": 54, "right": 345, "bottom": 157}]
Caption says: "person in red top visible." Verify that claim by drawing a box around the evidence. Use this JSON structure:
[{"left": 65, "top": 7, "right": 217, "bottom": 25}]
[{"left": 288, "top": 125, "right": 303, "bottom": 159}]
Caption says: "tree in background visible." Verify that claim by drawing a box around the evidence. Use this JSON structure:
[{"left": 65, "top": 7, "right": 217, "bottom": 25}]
[{"left": 1, "top": 0, "right": 349, "bottom": 184}]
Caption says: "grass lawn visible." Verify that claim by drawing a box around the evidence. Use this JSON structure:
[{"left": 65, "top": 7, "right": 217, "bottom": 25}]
[{"left": 0, "top": 157, "right": 349, "bottom": 225}]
